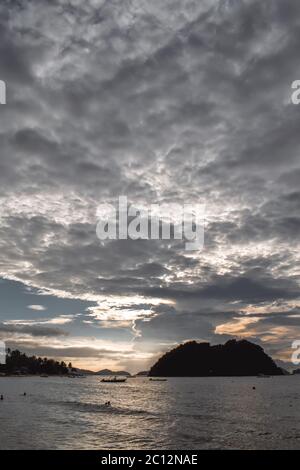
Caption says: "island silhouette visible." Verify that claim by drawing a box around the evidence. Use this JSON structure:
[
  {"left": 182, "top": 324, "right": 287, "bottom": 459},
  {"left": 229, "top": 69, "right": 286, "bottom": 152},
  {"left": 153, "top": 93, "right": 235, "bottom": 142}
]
[{"left": 149, "top": 339, "right": 284, "bottom": 377}]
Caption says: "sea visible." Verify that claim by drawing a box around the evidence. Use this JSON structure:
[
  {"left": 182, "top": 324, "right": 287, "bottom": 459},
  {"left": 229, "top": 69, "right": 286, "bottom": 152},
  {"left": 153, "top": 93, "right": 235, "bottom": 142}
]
[{"left": 0, "top": 375, "right": 299, "bottom": 450}]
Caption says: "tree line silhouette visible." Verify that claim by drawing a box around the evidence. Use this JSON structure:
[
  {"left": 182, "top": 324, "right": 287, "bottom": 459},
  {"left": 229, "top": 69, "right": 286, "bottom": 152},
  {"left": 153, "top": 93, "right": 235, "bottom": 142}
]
[{"left": 0, "top": 349, "right": 72, "bottom": 375}]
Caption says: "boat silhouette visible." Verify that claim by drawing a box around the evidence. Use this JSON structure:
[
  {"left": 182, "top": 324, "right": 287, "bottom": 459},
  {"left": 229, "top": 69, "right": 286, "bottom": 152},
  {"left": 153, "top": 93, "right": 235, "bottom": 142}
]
[
  {"left": 101, "top": 376, "right": 127, "bottom": 383},
  {"left": 149, "top": 378, "right": 167, "bottom": 382}
]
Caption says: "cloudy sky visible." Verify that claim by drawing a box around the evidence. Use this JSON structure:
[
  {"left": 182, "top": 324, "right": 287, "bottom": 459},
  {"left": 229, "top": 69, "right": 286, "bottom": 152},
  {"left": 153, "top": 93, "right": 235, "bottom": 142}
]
[{"left": 0, "top": 0, "right": 299, "bottom": 372}]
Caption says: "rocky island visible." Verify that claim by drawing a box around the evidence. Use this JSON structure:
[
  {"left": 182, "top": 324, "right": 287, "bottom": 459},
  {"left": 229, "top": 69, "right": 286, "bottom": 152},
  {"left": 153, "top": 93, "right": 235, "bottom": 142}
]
[{"left": 149, "top": 339, "right": 284, "bottom": 377}]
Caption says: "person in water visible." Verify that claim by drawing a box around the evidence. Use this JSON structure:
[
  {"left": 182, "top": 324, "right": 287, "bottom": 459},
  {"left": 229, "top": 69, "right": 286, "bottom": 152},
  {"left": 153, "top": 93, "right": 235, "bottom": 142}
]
[{"left": 0, "top": 395, "right": 3, "bottom": 400}]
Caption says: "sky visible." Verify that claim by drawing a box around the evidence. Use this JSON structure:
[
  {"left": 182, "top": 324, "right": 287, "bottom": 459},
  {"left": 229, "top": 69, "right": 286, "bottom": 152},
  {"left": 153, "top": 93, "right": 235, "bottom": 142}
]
[{"left": 0, "top": 0, "right": 299, "bottom": 372}]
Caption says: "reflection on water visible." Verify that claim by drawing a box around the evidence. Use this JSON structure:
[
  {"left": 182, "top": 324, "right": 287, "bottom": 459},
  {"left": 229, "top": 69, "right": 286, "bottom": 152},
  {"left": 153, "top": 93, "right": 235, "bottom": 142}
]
[{"left": 0, "top": 376, "right": 299, "bottom": 449}]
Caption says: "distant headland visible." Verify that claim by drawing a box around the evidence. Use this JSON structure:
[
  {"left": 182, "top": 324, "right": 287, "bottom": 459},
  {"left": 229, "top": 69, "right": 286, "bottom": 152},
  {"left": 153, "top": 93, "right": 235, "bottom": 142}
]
[
  {"left": 0, "top": 350, "right": 132, "bottom": 377},
  {"left": 0, "top": 349, "right": 70, "bottom": 376},
  {"left": 149, "top": 339, "right": 284, "bottom": 377}
]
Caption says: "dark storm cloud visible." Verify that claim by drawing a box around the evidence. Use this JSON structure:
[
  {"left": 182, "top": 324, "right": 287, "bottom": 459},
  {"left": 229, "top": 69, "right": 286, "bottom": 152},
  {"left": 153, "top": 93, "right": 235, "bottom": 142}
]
[
  {"left": 0, "top": 322, "right": 68, "bottom": 337},
  {"left": 4, "top": 341, "right": 133, "bottom": 359},
  {"left": 134, "top": 305, "right": 235, "bottom": 344},
  {"left": 0, "top": 0, "right": 299, "bottom": 367},
  {"left": 141, "top": 274, "right": 299, "bottom": 304},
  {"left": 242, "top": 308, "right": 300, "bottom": 328}
]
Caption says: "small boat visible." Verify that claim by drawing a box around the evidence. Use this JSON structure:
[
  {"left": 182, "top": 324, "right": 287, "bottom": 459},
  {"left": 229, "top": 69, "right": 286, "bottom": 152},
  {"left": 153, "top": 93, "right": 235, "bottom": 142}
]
[
  {"left": 101, "top": 376, "right": 126, "bottom": 383},
  {"left": 149, "top": 378, "right": 167, "bottom": 382}
]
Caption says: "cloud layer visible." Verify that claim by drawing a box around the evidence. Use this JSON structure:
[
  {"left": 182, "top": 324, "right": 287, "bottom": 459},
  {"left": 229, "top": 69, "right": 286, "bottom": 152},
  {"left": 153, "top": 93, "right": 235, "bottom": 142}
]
[{"left": 0, "top": 0, "right": 299, "bottom": 371}]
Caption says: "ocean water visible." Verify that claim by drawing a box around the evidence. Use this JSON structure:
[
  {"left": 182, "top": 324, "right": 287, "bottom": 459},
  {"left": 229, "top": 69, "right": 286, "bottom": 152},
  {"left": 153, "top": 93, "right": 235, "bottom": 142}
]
[{"left": 0, "top": 375, "right": 299, "bottom": 450}]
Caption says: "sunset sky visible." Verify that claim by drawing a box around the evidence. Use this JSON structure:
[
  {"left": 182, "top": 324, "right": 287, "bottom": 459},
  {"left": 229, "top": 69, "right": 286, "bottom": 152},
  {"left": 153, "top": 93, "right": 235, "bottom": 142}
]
[{"left": 0, "top": 0, "right": 299, "bottom": 372}]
